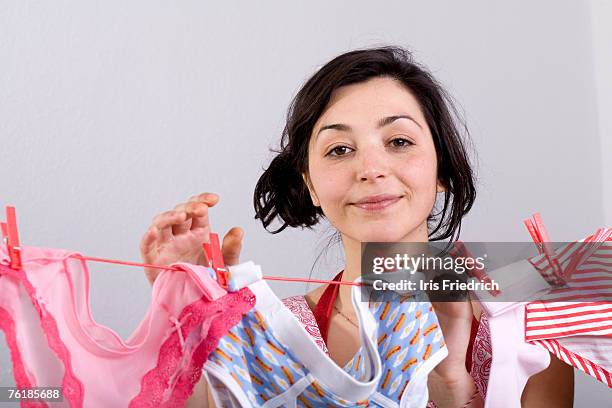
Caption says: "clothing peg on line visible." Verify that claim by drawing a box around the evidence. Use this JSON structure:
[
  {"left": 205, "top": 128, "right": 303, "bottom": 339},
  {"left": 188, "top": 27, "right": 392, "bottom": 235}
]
[
  {"left": 1, "top": 206, "right": 22, "bottom": 270},
  {"left": 202, "top": 232, "right": 228, "bottom": 289},
  {"left": 523, "top": 212, "right": 563, "bottom": 282}
]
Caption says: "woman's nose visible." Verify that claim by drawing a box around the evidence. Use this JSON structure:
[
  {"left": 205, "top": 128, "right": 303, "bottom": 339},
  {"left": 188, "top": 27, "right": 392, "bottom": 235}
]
[{"left": 356, "top": 147, "right": 390, "bottom": 182}]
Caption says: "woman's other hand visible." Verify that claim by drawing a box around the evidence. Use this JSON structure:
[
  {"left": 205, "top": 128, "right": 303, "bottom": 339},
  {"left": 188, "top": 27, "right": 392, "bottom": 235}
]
[
  {"left": 428, "top": 300, "right": 481, "bottom": 407},
  {"left": 140, "top": 192, "right": 244, "bottom": 285}
]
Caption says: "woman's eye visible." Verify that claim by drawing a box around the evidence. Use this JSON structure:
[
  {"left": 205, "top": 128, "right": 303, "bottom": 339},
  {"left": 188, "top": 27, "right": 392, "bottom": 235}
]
[
  {"left": 390, "top": 138, "right": 413, "bottom": 148},
  {"left": 327, "top": 146, "right": 353, "bottom": 157}
]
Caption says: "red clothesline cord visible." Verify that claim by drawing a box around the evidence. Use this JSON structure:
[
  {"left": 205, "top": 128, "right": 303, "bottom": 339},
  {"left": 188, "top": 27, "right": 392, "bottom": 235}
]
[{"left": 70, "top": 254, "right": 363, "bottom": 287}]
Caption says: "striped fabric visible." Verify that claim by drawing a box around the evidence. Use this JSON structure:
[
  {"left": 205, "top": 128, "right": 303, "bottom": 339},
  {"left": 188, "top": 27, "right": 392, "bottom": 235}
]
[{"left": 525, "top": 228, "right": 612, "bottom": 387}]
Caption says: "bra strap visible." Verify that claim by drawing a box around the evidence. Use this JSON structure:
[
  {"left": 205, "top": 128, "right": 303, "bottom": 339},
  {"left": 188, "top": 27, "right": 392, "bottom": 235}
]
[
  {"left": 313, "top": 271, "right": 343, "bottom": 344},
  {"left": 465, "top": 313, "right": 480, "bottom": 372}
]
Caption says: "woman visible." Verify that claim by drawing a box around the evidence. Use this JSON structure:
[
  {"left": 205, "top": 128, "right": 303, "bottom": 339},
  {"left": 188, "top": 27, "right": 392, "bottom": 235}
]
[{"left": 141, "top": 46, "right": 573, "bottom": 407}]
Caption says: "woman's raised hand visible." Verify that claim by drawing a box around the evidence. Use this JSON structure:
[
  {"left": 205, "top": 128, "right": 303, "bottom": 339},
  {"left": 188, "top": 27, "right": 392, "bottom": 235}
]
[{"left": 140, "top": 193, "right": 244, "bottom": 285}]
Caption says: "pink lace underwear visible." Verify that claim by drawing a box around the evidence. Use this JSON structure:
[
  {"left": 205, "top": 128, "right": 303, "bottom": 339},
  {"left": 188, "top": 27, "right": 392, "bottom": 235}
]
[{"left": 0, "top": 245, "right": 255, "bottom": 407}]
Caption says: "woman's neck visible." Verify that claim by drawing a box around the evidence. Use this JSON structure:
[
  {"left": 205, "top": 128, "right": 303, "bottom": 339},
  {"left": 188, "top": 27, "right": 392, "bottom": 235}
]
[{"left": 335, "top": 225, "right": 430, "bottom": 314}]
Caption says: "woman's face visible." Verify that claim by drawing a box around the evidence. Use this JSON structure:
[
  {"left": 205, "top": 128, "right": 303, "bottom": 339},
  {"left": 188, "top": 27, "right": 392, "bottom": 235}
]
[{"left": 304, "top": 76, "right": 444, "bottom": 243}]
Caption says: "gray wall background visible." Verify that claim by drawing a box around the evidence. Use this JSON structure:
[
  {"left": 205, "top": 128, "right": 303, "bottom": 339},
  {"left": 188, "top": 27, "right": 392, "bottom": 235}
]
[{"left": 1, "top": 1, "right": 610, "bottom": 406}]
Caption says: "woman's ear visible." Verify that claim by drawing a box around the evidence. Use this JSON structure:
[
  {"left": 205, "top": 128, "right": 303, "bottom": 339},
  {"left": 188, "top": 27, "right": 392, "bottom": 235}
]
[
  {"left": 302, "top": 173, "right": 321, "bottom": 207},
  {"left": 436, "top": 179, "right": 447, "bottom": 193}
]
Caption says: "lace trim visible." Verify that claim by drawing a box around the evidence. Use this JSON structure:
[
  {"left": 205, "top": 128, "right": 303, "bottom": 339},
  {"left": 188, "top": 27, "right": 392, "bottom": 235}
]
[
  {"left": 0, "top": 306, "right": 49, "bottom": 408},
  {"left": 0, "top": 264, "right": 84, "bottom": 407},
  {"left": 129, "top": 287, "right": 255, "bottom": 407}
]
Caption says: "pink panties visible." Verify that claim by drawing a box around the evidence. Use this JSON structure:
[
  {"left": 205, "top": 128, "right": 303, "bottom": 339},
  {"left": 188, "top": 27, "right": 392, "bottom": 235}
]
[{"left": 0, "top": 245, "right": 255, "bottom": 407}]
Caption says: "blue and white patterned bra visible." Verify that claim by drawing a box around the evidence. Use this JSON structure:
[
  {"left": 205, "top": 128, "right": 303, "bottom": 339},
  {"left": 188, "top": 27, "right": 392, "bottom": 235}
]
[{"left": 203, "top": 262, "right": 447, "bottom": 408}]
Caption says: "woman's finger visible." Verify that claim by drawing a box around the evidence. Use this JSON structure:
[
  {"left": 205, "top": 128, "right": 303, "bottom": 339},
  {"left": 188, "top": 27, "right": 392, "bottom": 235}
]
[
  {"left": 172, "top": 220, "right": 192, "bottom": 235},
  {"left": 171, "top": 208, "right": 193, "bottom": 235},
  {"left": 140, "top": 226, "right": 161, "bottom": 258},
  {"left": 188, "top": 192, "right": 219, "bottom": 207},
  {"left": 222, "top": 227, "right": 244, "bottom": 266},
  {"left": 183, "top": 194, "right": 219, "bottom": 231},
  {"left": 186, "top": 202, "right": 210, "bottom": 231},
  {"left": 152, "top": 210, "right": 187, "bottom": 241},
  {"left": 141, "top": 226, "right": 164, "bottom": 285}
]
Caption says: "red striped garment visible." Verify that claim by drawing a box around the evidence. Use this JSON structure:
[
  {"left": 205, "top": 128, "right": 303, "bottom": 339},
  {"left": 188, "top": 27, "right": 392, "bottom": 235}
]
[{"left": 525, "top": 228, "right": 612, "bottom": 387}]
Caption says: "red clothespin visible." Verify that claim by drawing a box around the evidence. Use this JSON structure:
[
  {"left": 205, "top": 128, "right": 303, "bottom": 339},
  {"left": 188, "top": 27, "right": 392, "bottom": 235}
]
[
  {"left": 1, "top": 206, "right": 22, "bottom": 270},
  {"left": 202, "top": 232, "right": 228, "bottom": 289},
  {"left": 523, "top": 212, "right": 563, "bottom": 282}
]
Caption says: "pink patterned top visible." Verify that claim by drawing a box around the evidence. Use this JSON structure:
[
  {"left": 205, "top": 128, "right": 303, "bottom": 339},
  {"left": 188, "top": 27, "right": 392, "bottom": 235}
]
[{"left": 282, "top": 295, "right": 492, "bottom": 405}]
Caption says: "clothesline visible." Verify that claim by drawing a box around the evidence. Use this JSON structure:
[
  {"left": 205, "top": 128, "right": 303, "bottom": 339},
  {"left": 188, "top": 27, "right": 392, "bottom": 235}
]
[
  {"left": 1, "top": 206, "right": 362, "bottom": 287},
  {"left": 70, "top": 254, "right": 363, "bottom": 287}
]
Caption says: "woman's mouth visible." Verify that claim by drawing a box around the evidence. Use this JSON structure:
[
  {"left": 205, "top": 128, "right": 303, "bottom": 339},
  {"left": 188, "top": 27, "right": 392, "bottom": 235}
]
[{"left": 351, "top": 195, "right": 402, "bottom": 212}]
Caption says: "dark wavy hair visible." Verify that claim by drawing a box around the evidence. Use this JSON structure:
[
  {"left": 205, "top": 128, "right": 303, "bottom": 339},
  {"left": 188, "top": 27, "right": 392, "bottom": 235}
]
[{"left": 253, "top": 46, "right": 476, "bottom": 242}]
